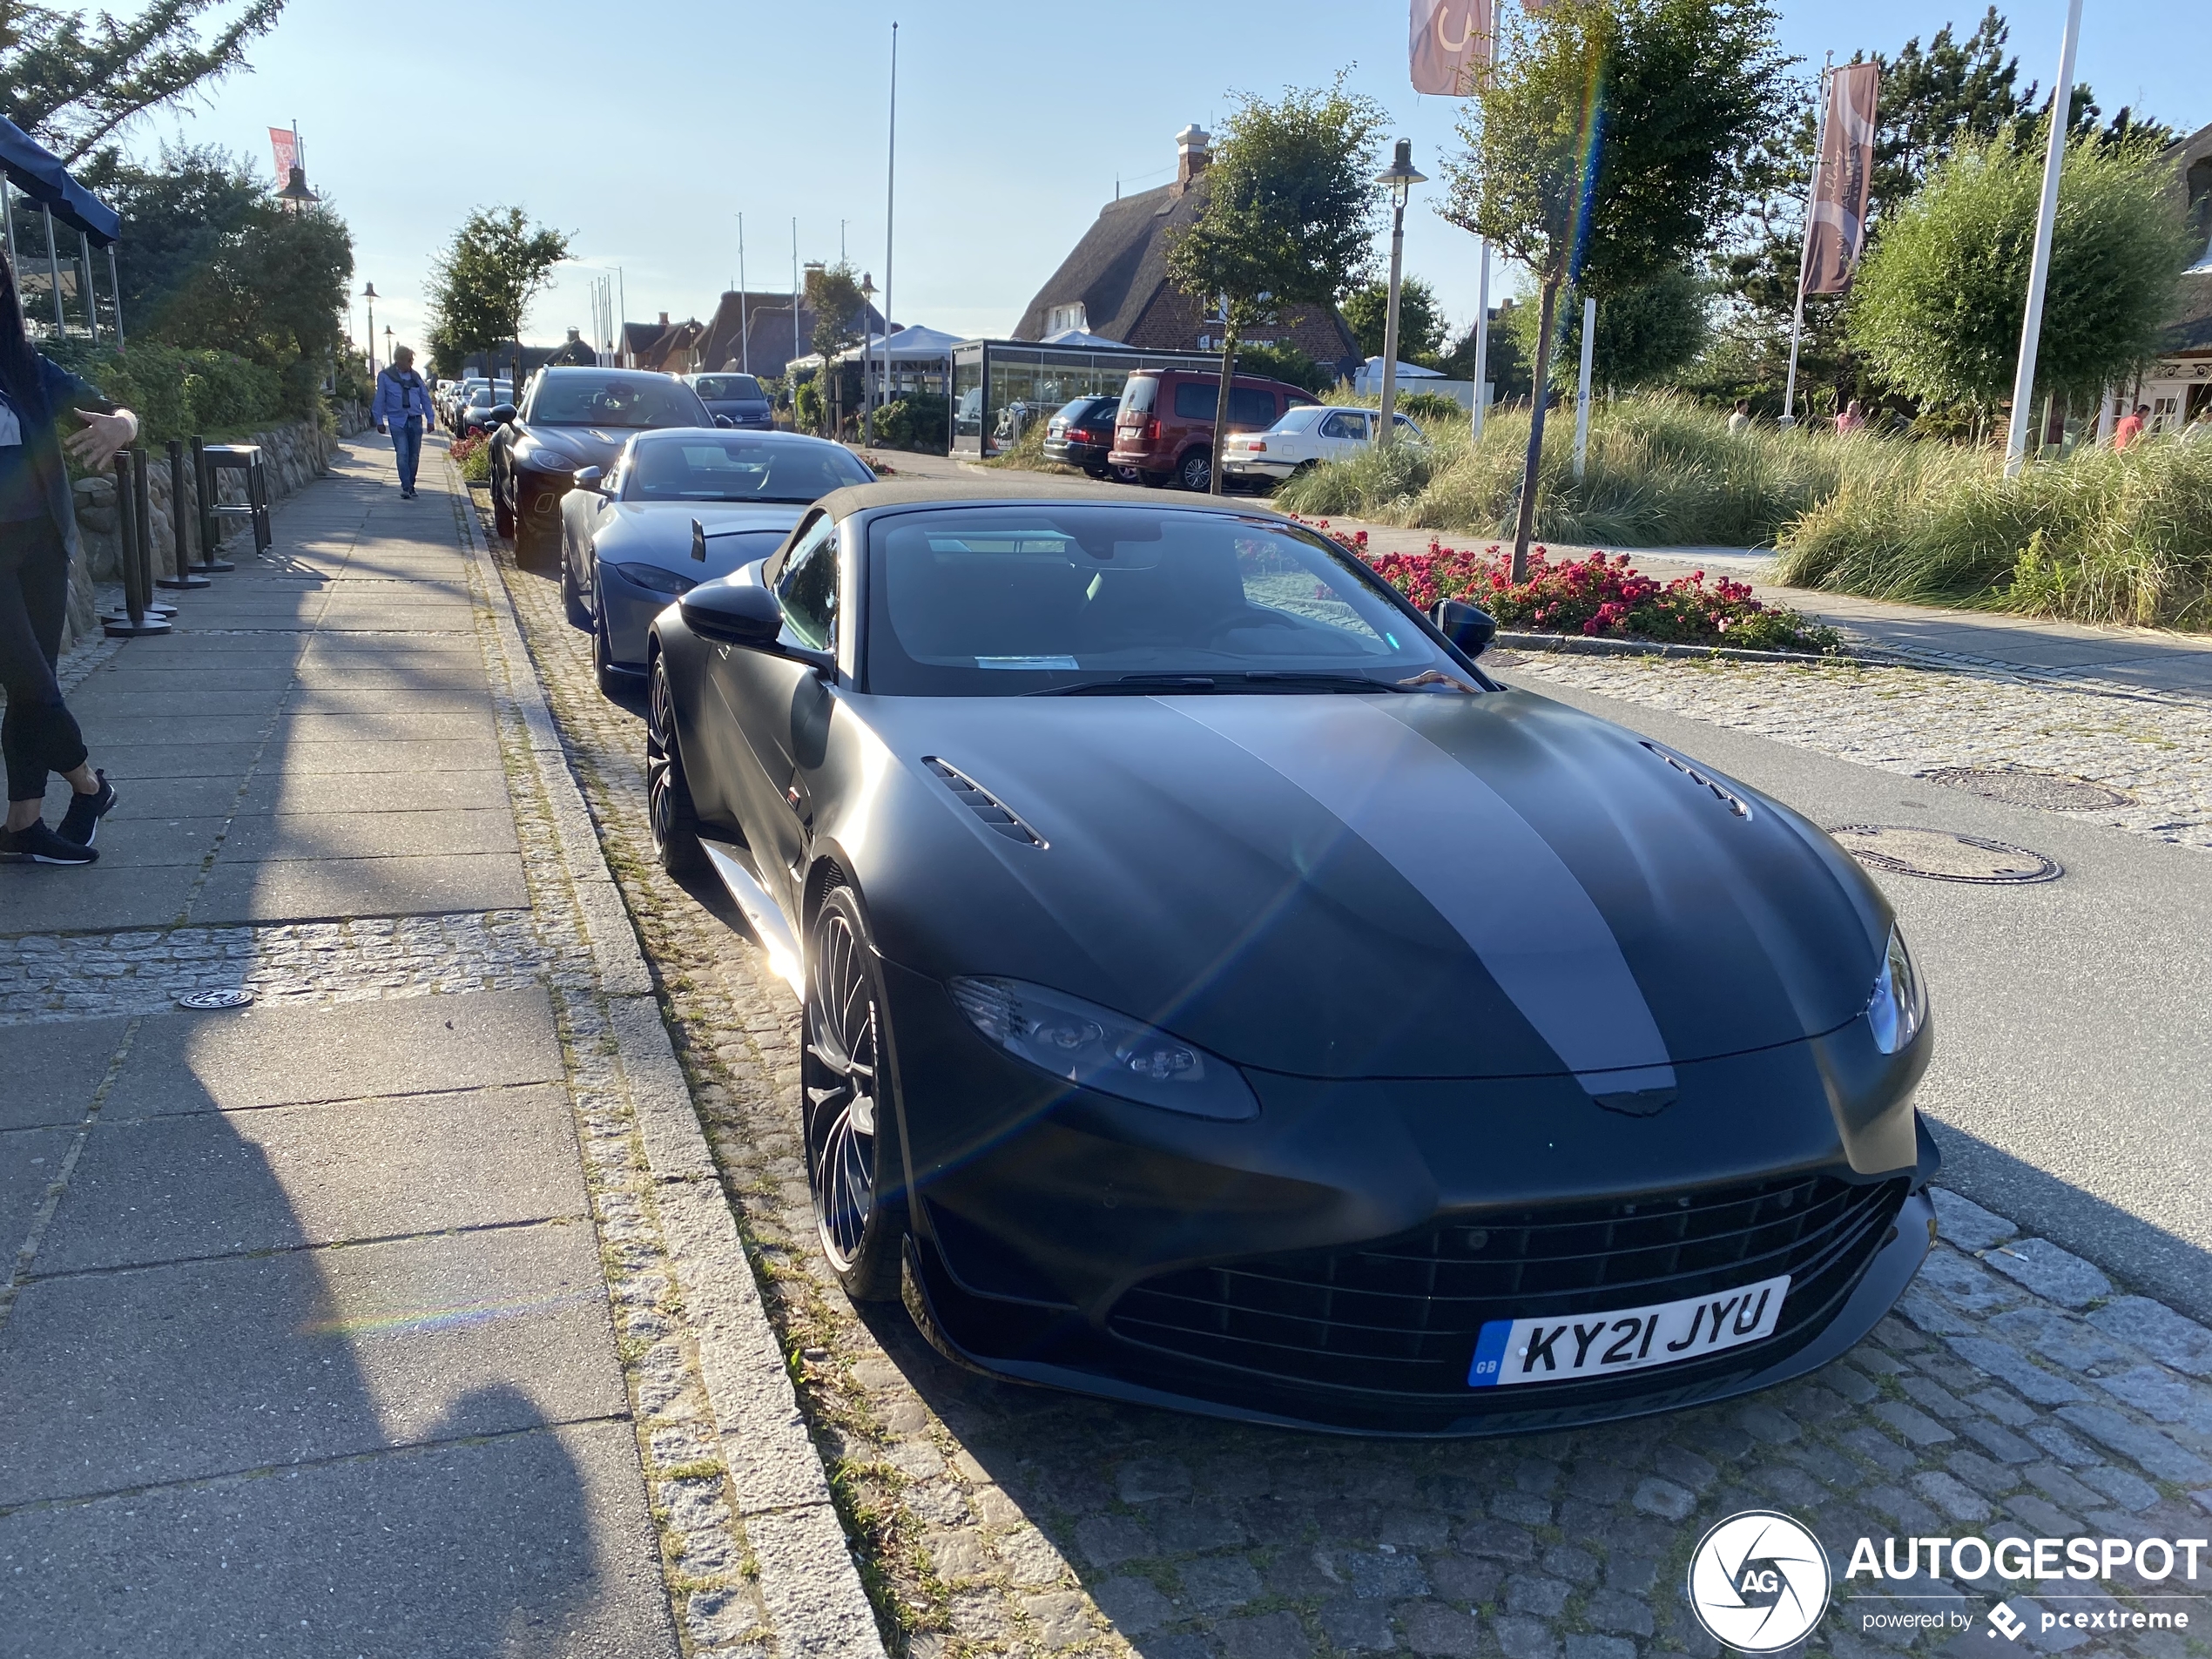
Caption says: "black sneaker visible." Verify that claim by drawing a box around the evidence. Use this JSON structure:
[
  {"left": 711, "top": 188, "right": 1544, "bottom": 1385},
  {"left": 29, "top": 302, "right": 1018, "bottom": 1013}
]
[
  {"left": 57, "top": 770, "right": 116, "bottom": 846},
  {"left": 0, "top": 820, "right": 98, "bottom": 865}
]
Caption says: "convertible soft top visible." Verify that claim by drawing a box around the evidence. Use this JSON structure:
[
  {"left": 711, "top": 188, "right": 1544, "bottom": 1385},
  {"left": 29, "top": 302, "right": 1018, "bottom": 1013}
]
[{"left": 809, "top": 475, "right": 1298, "bottom": 522}]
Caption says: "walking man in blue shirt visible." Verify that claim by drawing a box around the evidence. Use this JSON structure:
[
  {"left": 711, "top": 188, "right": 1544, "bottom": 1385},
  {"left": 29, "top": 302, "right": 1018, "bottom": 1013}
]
[{"left": 372, "top": 346, "right": 435, "bottom": 499}]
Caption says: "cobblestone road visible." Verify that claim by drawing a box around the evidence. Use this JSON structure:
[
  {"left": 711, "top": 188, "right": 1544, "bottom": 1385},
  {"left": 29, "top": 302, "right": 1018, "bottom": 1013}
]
[
  {"left": 1491, "top": 654, "right": 2212, "bottom": 854},
  {"left": 482, "top": 495, "right": 2212, "bottom": 1659}
]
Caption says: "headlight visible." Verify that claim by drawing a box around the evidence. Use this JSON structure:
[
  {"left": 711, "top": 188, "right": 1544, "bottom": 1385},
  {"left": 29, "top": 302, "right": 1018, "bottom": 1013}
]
[
  {"left": 610, "top": 561, "right": 696, "bottom": 596},
  {"left": 948, "top": 977, "right": 1258, "bottom": 1121},
  {"left": 1866, "top": 925, "right": 1927, "bottom": 1055}
]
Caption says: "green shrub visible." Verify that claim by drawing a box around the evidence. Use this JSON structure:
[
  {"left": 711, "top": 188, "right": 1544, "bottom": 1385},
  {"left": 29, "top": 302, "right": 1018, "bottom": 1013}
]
[
  {"left": 871, "top": 396, "right": 949, "bottom": 453},
  {"left": 48, "top": 341, "right": 285, "bottom": 447}
]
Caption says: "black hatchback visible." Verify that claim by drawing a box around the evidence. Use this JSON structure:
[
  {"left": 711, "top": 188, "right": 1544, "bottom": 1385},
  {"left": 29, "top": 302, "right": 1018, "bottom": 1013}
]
[{"left": 1041, "top": 395, "right": 1123, "bottom": 477}]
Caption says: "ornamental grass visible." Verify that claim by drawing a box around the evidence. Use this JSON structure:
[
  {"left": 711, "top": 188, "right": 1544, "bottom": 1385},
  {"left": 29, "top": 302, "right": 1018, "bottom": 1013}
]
[{"left": 1275, "top": 392, "right": 2212, "bottom": 631}]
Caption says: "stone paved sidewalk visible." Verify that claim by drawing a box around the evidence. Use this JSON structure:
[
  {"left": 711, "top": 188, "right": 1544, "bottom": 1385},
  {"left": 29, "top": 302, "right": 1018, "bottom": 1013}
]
[
  {"left": 480, "top": 466, "right": 2212, "bottom": 1659},
  {"left": 1, "top": 436, "right": 870, "bottom": 1657}
]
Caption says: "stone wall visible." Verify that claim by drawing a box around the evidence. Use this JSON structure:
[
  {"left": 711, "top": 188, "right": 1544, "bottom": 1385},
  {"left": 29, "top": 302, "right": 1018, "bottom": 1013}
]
[{"left": 61, "top": 415, "right": 350, "bottom": 649}]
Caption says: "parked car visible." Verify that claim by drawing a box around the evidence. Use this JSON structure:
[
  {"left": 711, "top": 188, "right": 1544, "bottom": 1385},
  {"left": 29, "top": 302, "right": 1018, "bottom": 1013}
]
[
  {"left": 1040, "top": 395, "right": 1125, "bottom": 478},
  {"left": 455, "top": 381, "right": 516, "bottom": 438},
  {"left": 1108, "top": 370, "right": 1318, "bottom": 492},
  {"left": 559, "top": 428, "right": 874, "bottom": 692},
  {"left": 1221, "top": 405, "right": 1425, "bottom": 489},
  {"left": 642, "top": 479, "right": 1938, "bottom": 1433},
  {"left": 487, "top": 368, "right": 713, "bottom": 562},
  {"left": 686, "top": 372, "right": 776, "bottom": 430}
]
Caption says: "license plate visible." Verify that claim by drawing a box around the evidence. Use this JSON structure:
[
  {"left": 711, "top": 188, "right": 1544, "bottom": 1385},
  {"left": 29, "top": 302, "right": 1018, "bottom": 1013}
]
[{"left": 1467, "top": 1274, "right": 1789, "bottom": 1389}]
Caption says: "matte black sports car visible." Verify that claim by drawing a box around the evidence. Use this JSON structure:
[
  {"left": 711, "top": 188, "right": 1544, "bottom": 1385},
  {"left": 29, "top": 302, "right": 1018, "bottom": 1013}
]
[
  {"left": 487, "top": 368, "right": 712, "bottom": 562},
  {"left": 644, "top": 479, "right": 1937, "bottom": 1435},
  {"left": 558, "top": 428, "right": 873, "bottom": 693}
]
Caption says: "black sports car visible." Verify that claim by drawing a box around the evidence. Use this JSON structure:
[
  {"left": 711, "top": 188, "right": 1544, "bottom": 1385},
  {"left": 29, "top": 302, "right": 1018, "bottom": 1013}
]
[
  {"left": 644, "top": 480, "right": 1937, "bottom": 1435},
  {"left": 487, "top": 368, "right": 712, "bottom": 562}
]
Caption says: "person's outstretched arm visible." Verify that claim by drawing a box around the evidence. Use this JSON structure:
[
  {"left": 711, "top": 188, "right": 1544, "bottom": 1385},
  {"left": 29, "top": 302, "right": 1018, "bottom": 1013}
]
[{"left": 39, "top": 355, "right": 137, "bottom": 469}]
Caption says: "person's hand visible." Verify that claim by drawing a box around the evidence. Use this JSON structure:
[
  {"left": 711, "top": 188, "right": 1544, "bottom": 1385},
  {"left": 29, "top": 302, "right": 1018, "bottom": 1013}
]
[
  {"left": 376, "top": 422, "right": 388, "bottom": 435},
  {"left": 64, "top": 408, "right": 138, "bottom": 470}
]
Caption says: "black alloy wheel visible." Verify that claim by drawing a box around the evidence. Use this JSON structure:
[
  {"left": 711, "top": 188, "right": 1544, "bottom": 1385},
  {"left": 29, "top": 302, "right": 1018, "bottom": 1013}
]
[
  {"left": 1177, "top": 448, "right": 1212, "bottom": 492},
  {"left": 644, "top": 654, "right": 705, "bottom": 876},
  {"left": 592, "top": 574, "right": 624, "bottom": 698},
  {"left": 804, "top": 887, "right": 906, "bottom": 1300},
  {"left": 561, "top": 532, "right": 591, "bottom": 629},
  {"left": 493, "top": 469, "right": 516, "bottom": 538}
]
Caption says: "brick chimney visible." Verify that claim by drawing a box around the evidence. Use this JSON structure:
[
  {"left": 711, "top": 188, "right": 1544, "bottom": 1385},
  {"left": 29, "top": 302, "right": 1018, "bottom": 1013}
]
[
  {"left": 1175, "top": 125, "right": 1211, "bottom": 192},
  {"left": 658, "top": 311, "right": 671, "bottom": 326}
]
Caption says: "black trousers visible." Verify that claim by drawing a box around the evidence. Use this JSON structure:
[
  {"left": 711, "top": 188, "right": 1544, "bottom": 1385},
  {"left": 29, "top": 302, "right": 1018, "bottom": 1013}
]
[{"left": 0, "top": 514, "right": 89, "bottom": 802}]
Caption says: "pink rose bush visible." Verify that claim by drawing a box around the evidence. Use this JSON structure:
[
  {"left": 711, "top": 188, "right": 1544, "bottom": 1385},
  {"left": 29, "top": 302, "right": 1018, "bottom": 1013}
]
[{"left": 1292, "top": 518, "right": 1842, "bottom": 654}]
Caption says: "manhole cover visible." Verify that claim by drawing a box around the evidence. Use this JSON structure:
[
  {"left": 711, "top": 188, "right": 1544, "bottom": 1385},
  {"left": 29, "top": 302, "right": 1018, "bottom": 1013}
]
[
  {"left": 1923, "top": 767, "right": 2131, "bottom": 812},
  {"left": 175, "top": 988, "right": 255, "bottom": 1010},
  {"left": 1829, "top": 825, "right": 2062, "bottom": 885}
]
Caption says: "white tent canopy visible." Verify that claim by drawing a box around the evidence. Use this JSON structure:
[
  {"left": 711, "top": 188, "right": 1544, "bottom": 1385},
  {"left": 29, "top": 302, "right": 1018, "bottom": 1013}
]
[
  {"left": 1349, "top": 355, "right": 1445, "bottom": 395},
  {"left": 1041, "top": 326, "right": 1126, "bottom": 348},
  {"left": 838, "top": 323, "right": 961, "bottom": 364}
]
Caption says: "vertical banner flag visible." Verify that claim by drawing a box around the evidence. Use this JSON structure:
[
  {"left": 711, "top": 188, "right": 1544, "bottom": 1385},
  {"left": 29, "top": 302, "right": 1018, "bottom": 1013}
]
[
  {"left": 1805, "top": 64, "right": 1879, "bottom": 293},
  {"left": 268, "top": 126, "right": 298, "bottom": 183},
  {"left": 1411, "top": 0, "right": 1494, "bottom": 96}
]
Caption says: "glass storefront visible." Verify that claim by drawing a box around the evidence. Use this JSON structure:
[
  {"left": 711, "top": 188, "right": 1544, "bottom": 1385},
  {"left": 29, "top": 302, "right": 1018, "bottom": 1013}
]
[{"left": 948, "top": 341, "right": 1223, "bottom": 457}]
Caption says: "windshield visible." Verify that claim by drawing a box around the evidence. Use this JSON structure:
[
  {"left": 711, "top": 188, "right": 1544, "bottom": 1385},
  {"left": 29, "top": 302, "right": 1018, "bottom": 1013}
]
[
  {"left": 624, "top": 437, "right": 873, "bottom": 502},
  {"left": 863, "top": 506, "right": 1467, "bottom": 697},
  {"left": 527, "top": 374, "right": 708, "bottom": 428},
  {"left": 694, "top": 374, "right": 765, "bottom": 401}
]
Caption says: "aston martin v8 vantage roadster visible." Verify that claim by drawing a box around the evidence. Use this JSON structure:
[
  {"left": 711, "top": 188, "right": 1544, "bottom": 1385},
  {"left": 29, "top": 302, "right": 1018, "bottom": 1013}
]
[{"left": 644, "top": 479, "right": 1937, "bottom": 1435}]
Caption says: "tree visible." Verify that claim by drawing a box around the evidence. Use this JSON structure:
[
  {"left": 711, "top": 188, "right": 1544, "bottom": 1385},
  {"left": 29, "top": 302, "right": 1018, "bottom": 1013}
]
[
  {"left": 158, "top": 198, "right": 353, "bottom": 413},
  {"left": 1445, "top": 0, "right": 1788, "bottom": 574},
  {"left": 1507, "top": 265, "right": 1710, "bottom": 389},
  {"left": 73, "top": 144, "right": 266, "bottom": 334},
  {"left": 1846, "top": 125, "right": 2195, "bottom": 422},
  {"left": 1343, "top": 274, "right": 1447, "bottom": 363},
  {"left": 804, "top": 260, "right": 866, "bottom": 435},
  {"left": 1165, "top": 76, "right": 1388, "bottom": 493},
  {"left": 1235, "top": 340, "right": 1333, "bottom": 395},
  {"left": 1438, "top": 300, "right": 1532, "bottom": 401},
  {"left": 426, "top": 206, "right": 571, "bottom": 388},
  {"left": 1, "top": 0, "right": 285, "bottom": 161}
]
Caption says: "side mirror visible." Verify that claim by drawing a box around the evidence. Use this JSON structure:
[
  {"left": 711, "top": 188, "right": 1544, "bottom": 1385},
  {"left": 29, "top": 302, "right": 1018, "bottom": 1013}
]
[
  {"left": 490, "top": 404, "right": 517, "bottom": 424},
  {"left": 575, "top": 466, "right": 604, "bottom": 494},
  {"left": 715, "top": 414, "right": 734, "bottom": 428},
  {"left": 1432, "top": 599, "right": 1496, "bottom": 658},
  {"left": 679, "top": 580, "right": 784, "bottom": 647}
]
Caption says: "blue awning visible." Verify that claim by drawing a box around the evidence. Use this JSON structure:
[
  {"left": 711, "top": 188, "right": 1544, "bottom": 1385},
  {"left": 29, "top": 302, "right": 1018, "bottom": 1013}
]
[{"left": 0, "top": 116, "right": 121, "bottom": 246}]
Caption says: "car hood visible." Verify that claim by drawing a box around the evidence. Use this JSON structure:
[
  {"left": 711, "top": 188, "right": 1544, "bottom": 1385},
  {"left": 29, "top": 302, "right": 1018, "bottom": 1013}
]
[
  {"left": 849, "top": 688, "right": 1893, "bottom": 1087},
  {"left": 595, "top": 502, "right": 801, "bottom": 574},
  {"left": 522, "top": 426, "right": 640, "bottom": 469}
]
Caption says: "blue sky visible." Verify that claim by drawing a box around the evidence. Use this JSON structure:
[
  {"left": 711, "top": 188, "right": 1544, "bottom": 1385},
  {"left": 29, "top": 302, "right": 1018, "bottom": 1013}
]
[{"left": 110, "top": 0, "right": 2200, "bottom": 361}]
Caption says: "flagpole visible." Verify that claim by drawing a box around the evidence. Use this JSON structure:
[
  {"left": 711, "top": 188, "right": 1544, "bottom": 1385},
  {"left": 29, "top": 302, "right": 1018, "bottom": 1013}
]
[
  {"left": 738, "top": 213, "right": 749, "bottom": 375},
  {"left": 2005, "top": 0, "right": 2083, "bottom": 477},
  {"left": 1781, "top": 52, "right": 1833, "bottom": 429},
  {"left": 881, "top": 20, "right": 898, "bottom": 435},
  {"left": 1471, "top": 238, "right": 1491, "bottom": 442}
]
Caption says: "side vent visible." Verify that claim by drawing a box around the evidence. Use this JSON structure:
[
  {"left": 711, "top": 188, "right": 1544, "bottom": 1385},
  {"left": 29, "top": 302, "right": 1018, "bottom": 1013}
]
[
  {"left": 1640, "top": 740, "right": 1752, "bottom": 820},
  {"left": 923, "top": 758, "right": 1045, "bottom": 847}
]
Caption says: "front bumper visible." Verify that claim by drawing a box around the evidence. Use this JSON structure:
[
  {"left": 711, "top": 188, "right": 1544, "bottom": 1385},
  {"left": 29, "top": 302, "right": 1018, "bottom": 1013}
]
[
  {"left": 597, "top": 563, "right": 687, "bottom": 672},
  {"left": 880, "top": 960, "right": 1936, "bottom": 1435}
]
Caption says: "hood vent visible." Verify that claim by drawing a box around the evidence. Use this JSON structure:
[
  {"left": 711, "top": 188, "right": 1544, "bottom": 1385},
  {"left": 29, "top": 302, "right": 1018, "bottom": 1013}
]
[
  {"left": 923, "top": 758, "right": 1044, "bottom": 847},
  {"left": 1641, "top": 741, "right": 1752, "bottom": 820}
]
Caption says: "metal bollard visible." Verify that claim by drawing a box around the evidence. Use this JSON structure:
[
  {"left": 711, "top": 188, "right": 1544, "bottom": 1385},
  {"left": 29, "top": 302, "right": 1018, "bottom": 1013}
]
[
  {"left": 188, "top": 434, "right": 236, "bottom": 574},
  {"left": 103, "top": 451, "right": 170, "bottom": 637},
  {"left": 133, "top": 446, "right": 179, "bottom": 619},
  {"left": 156, "top": 437, "right": 210, "bottom": 590}
]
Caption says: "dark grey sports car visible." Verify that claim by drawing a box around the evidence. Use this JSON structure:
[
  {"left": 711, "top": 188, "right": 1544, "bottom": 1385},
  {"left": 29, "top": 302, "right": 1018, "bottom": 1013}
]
[{"left": 644, "top": 479, "right": 1937, "bottom": 1435}]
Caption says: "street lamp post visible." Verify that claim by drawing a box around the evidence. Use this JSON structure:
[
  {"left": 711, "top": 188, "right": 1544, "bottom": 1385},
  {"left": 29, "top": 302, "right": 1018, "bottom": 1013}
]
[
  {"left": 362, "top": 282, "right": 379, "bottom": 378},
  {"left": 1372, "top": 140, "right": 1427, "bottom": 448}
]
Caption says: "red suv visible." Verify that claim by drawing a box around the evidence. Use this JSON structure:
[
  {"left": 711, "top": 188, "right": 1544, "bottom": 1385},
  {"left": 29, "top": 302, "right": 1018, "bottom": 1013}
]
[{"left": 1109, "top": 369, "right": 1318, "bottom": 491}]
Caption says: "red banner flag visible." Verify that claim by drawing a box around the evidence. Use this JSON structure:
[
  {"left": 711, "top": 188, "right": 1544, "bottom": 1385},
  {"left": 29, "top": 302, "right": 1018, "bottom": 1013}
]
[
  {"left": 268, "top": 126, "right": 298, "bottom": 183},
  {"left": 1805, "top": 64, "right": 1879, "bottom": 295},
  {"left": 1411, "top": 0, "right": 1494, "bottom": 97}
]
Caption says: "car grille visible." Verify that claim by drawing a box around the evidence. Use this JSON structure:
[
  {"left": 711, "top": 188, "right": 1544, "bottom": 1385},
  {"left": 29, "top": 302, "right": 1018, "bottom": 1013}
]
[{"left": 1107, "top": 1173, "right": 1907, "bottom": 1398}]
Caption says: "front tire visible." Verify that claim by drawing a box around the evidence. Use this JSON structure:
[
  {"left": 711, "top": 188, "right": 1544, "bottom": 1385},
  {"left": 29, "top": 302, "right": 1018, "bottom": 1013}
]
[
  {"left": 492, "top": 470, "right": 515, "bottom": 537},
  {"left": 593, "top": 577, "right": 624, "bottom": 698},
  {"left": 561, "top": 536, "right": 591, "bottom": 628},
  {"left": 804, "top": 886, "right": 907, "bottom": 1301},
  {"left": 645, "top": 654, "right": 705, "bottom": 876}
]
